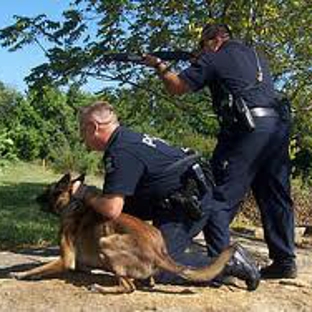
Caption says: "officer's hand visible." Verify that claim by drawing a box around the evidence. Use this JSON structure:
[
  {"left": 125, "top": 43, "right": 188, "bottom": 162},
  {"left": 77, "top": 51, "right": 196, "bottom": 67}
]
[{"left": 142, "top": 54, "right": 163, "bottom": 68}]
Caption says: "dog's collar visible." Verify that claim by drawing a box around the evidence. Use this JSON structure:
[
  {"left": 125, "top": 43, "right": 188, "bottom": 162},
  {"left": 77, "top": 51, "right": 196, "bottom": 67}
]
[{"left": 61, "top": 198, "right": 84, "bottom": 216}]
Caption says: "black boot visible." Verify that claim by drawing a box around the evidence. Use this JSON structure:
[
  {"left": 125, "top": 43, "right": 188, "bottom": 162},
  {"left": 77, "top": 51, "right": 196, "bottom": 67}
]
[
  {"left": 260, "top": 261, "right": 297, "bottom": 279},
  {"left": 223, "top": 243, "right": 260, "bottom": 291}
]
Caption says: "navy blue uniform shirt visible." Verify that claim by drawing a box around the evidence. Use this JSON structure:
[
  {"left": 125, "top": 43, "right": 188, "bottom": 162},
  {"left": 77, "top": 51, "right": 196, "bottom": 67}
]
[
  {"left": 103, "top": 126, "right": 189, "bottom": 208},
  {"left": 179, "top": 40, "right": 276, "bottom": 109}
]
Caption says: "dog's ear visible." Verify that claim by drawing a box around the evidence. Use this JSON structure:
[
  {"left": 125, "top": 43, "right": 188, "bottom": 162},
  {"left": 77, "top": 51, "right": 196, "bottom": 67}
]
[
  {"left": 71, "top": 174, "right": 85, "bottom": 195},
  {"left": 72, "top": 174, "right": 85, "bottom": 184},
  {"left": 56, "top": 173, "right": 71, "bottom": 189}
]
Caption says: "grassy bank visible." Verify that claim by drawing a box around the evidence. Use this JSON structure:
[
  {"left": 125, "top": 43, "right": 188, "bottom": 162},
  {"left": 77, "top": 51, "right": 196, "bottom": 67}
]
[
  {"left": 1, "top": 161, "right": 311, "bottom": 250},
  {"left": 0, "top": 162, "right": 102, "bottom": 250}
]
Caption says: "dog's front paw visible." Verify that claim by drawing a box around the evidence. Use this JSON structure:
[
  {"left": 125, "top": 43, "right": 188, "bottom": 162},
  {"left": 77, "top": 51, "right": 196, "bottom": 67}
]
[
  {"left": 9, "top": 272, "right": 28, "bottom": 280},
  {"left": 9, "top": 272, "right": 39, "bottom": 280},
  {"left": 88, "top": 283, "right": 101, "bottom": 293}
]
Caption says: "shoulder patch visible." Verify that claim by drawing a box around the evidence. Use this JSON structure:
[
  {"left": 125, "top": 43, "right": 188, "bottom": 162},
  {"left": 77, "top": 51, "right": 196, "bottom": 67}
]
[{"left": 105, "top": 156, "right": 115, "bottom": 174}]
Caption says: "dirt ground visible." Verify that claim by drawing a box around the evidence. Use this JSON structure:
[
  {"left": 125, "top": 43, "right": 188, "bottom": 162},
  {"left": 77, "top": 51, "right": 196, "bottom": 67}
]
[{"left": 0, "top": 230, "right": 312, "bottom": 312}]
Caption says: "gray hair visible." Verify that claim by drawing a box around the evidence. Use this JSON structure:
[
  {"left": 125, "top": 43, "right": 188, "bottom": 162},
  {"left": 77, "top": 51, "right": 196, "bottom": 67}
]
[{"left": 80, "top": 101, "right": 118, "bottom": 125}]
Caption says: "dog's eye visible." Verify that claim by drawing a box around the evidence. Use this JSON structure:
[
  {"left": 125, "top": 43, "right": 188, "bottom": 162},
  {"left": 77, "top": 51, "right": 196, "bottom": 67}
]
[{"left": 53, "top": 190, "right": 63, "bottom": 197}]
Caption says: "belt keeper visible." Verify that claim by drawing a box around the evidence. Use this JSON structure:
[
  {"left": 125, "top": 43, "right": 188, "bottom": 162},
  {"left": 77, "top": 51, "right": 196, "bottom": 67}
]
[{"left": 250, "top": 107, "right": 279, "bottom": 117}]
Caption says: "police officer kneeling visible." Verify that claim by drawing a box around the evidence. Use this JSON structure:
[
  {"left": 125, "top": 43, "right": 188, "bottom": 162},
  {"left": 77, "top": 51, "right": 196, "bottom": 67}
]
[{"left": 78, "top": 101, "right": 260, "bottom": 290}]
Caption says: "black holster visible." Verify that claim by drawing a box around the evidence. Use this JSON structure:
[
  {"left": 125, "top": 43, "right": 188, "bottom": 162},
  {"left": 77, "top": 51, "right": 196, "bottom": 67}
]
[
  {"left": 233, "top": 97, "right": 256, "bottom": 132},
  {"left": 159, "top": 162, "right": 213, "bottom": 221},
  {"left": 166, "top": 191, "right": 203, "bottom": 221},
  {"left": 219, "top": 96, "right": 255, "bottom": 132}
]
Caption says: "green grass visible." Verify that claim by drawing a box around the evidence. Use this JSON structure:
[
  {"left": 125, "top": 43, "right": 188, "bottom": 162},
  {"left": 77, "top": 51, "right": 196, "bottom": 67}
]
[
  {"left": 0, "top": 161, "right": 102, "bottom": 250},
  {"left": 3, "top": 161, "right": 310, "bottom": 251}
]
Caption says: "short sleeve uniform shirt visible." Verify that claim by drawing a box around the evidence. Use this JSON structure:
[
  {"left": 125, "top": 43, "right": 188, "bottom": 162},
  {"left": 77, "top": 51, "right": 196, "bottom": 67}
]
[
  {"left": 179, "top": 40, "right": 276, "bottom": 109},
  {"left": 103, "top": 126, "right": 190, "bottom": 209}
]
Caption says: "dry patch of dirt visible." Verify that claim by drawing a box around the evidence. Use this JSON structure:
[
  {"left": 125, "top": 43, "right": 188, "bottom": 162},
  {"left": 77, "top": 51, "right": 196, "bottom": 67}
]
[{"left": 0, "top": 232, "right": 312, "bottom": 312}]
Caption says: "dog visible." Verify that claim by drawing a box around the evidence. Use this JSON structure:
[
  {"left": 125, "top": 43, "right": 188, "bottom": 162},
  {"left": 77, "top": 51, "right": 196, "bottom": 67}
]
[{"left": 10, "top": 173, "right": 236, "bottom": 294}]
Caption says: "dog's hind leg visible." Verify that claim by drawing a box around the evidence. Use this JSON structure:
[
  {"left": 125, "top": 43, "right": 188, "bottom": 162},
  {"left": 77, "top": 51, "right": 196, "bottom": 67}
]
[
  {"left": 89, "top": 276, "right": 136, "bottom": 294},
  {"left": 118, "top": 276, "right": 136, "bottom": 293},
  {"left": 147, "top": 276, "right": 155, "bottom": 288},
  {"left": 137, "top": 276, "right": 156, "bottom": 289}
]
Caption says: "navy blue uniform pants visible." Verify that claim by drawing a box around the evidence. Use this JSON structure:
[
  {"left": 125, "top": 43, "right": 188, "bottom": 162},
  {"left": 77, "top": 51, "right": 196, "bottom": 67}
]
[
  {"left": 152, "top": 116, "right": 295, "bottom": 284},
  {"left": 152, "top": 191, "right": 231, "bottom": 283},
  {"left": 210, "top": 116, "right": 295, "bottom": 263}
]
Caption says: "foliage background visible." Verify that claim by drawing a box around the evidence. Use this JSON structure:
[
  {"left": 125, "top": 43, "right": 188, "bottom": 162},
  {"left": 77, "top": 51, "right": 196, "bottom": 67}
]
[
  {"left": 0, "top": 0, "right": 311, "bottom": 176},
  {"left": 0, "top": 0, "right": 311, "bottom": 226}
]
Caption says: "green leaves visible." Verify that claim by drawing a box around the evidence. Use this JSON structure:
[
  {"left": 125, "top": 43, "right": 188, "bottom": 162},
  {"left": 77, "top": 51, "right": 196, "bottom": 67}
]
[
  {"left": 0, "top": 131, "right": 17, "bottom": 161},
  {"left": 0, "top": 0, "right": 310, "bottom": 95},
  {"left": 0, "top": 0, "right": 311, "bottom": 176}
]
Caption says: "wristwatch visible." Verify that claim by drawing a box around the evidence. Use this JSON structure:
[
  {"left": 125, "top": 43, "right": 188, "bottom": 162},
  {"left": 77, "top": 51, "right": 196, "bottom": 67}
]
[
  {"left": 154, "top": 58, "right": 163, "bottom": 68},
  {"left": 154, "top": 58, "right": 170, "bottom": 75}
]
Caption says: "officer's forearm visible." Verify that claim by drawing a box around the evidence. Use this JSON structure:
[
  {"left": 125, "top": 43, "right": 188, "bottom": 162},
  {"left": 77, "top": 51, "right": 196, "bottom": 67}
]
[
  {"left": 86, "top": 193, "right": 124, "bottom": 220},
  {"left": 155, "top": 63, "right": 191, "bottom": 96}
]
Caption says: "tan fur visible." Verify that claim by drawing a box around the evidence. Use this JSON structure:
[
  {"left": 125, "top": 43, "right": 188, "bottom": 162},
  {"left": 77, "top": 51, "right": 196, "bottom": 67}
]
[{"left": 10, "top": 174, "right": 235, "bottom": 294}]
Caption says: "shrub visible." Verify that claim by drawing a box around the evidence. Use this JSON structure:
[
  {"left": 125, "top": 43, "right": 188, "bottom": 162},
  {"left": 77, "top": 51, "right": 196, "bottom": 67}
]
[
  {"left": 49, "top": 140, "right": 102, "bottom": 175},
  {"left": 0, "top": 130, "right": 18, "bottom": 171},
  {"left": 234, "top": 179, "right": 312, "bottom": 227}
]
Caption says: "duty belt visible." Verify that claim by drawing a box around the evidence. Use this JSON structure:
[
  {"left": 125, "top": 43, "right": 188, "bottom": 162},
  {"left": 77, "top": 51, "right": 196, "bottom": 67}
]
[{"left": 250, "top": 107, "right": 279, "bottom": 118}]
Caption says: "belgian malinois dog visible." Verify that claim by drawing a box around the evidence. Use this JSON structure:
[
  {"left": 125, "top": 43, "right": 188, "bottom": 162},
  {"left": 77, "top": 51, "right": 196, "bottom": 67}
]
[{"left": 10, "top": 173, "right": 236, "bottom": 294}]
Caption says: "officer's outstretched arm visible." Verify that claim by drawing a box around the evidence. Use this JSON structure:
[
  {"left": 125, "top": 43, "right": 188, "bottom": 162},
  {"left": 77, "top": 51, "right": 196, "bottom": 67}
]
[
  {"left": 157, "top": 68, "right": 191, "bottom": 96},
  {"left": 144, "top": 54, "right": 191, "bottom": 96}
]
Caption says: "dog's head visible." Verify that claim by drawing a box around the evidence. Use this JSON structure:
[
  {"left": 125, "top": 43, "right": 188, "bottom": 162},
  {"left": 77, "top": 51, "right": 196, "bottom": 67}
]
[{"left": 36, "top": 173, "right": 85, "bottom": 215}]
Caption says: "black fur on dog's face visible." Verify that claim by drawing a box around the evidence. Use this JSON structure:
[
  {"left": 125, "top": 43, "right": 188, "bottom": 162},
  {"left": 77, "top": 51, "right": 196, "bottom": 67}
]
[{"left": 36, "top": 173, "right": 85, "bottom": 215}]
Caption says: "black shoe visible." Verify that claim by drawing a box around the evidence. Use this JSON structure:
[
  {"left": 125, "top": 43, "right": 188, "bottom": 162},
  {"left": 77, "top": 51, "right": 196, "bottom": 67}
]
[
  {"left": 260, "top": 261, "right": 297, "bottom": 279},
  {"left": 223, "top": 243, "right": 260, "bottom": 291}
]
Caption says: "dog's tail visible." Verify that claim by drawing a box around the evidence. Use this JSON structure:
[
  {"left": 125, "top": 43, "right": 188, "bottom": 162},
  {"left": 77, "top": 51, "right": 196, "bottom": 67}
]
[{"left": 156, "top": 244, "right": 236, "bottom": 282}]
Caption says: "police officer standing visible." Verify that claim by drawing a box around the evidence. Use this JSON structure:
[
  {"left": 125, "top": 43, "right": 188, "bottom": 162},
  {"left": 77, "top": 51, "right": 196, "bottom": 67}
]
[
  {"left": 144, "top": 23, "right": 296, "bottom": 279},
  {"left": 78, "top": 100, "right": 260, "bottom": 290}
]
